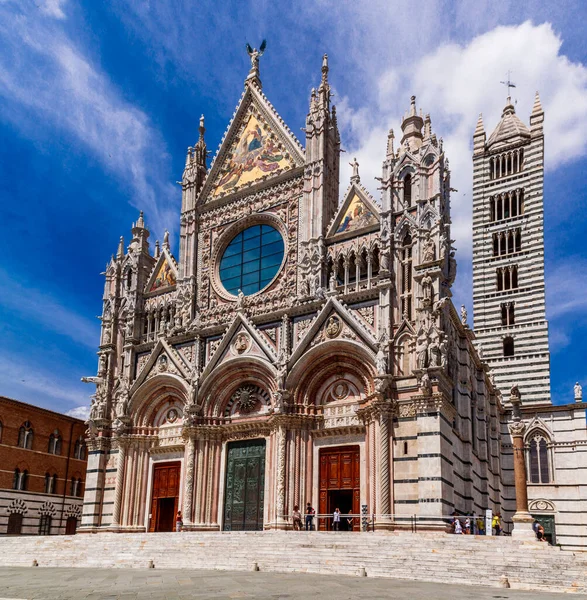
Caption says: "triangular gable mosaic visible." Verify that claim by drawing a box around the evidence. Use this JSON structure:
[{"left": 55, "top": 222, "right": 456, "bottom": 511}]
[
  {"left": 211, "top": 111, "right": 295, "bottom": 197},
  {"left": 199, "top": 85, "right": 304, "bottom": 204},
  {"left": 144, "top": 249, "right": 178, "bottom": 294},
  {"left": 149, "top": 257, "right": 176, "bottom": 292},
  {"left": 328, "top": 184, "right": 379, "bottom": 238}
]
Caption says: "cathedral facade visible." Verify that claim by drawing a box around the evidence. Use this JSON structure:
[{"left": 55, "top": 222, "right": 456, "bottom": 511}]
[{"left": 81, "top": 55, "right": 503, "bottom": 534}]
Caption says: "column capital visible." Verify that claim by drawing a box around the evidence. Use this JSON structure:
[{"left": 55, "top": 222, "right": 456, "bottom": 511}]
[{"left": 508, "top": 419, "right": 526, "bottom": 439}]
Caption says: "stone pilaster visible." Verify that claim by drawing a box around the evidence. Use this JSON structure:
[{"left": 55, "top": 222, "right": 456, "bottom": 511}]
[{"left": 508, "top": 419, "right": 535, "bottom": 540}]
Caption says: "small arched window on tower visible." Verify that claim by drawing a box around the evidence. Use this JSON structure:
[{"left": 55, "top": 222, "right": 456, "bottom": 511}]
[
  {"left": 404, "top": 174, "right": 412, "bottom": 208},
  {"left": 126, "top": 269, "right": 133, "bottom": 290},
  {"left": 528, "top": 432, "right": 551, "bottom": 484},
  {"left": 503, "top": 336, "right": 514, "bottom": 357}
]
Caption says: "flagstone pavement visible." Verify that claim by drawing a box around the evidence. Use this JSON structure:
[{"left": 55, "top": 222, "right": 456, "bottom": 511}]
[{"left": 0, "top": 567, "right": 585, "bottom": 600}]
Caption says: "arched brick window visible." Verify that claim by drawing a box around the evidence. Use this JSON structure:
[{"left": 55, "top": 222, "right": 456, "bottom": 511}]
[
  {"left": 73, "top": 437, "right": 86, "bottom": 460},
  {"left": 18, "top": 421, "right": 33, "bottom": 449},
  {"left": 48, "top": 431, "right": 62, "bottom": 455},
  {"left": 13, "top": 468, "right": 28, "bottom": 491}
]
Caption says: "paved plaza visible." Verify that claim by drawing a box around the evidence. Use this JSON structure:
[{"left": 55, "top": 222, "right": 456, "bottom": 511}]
[{"left": 0, "top": 567, "right": 585, "bottom": 600}]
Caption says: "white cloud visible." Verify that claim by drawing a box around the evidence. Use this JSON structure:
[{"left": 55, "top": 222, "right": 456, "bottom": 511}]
[
  {"left": 335, "top": 21, "right": 587, "bottom": 310},
  {"left": 0, "top": 268, "right": 99, "bottom": 349},
  {"left": 66, "top": 405, "right": 90, "bottom": 420},
  {"left": 0, "top": 352, "right": 89, "bottom": 408},
  {"left": 40, "top": 0, "right": 67, "bottom": 19},
  {"left": 0, "top": 1, "right": 176, "bottom": 236},
  {"left": 546, "top": 256, "right": 587, "bottom": 319}
]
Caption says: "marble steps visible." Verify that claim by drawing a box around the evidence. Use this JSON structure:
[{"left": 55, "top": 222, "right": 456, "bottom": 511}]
[{"left": 0, "top": 532, "right": 585, "bottom": 593}]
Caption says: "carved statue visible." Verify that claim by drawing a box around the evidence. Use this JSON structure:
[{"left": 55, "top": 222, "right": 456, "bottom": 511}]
[
  {"left": 375, "top": 346, "right": 387, "bottom": 375},
  {"left": 246, "top": 39, "right": 267, "bottom": 74},
  {"left": 419, "top": 372, "right": 432, "bottom": 396},
  {"left": 416, "top": 334, "right": 429, "bottom": 369},
  {"left": 85, "top": 418, "right": 97, "bottom": 441},
  {"left": 329, "top": 271, "right": 336, "bottom": 292},
  {"left": 477, "top": 343, "right": 484, "bottom": 359},
  {"left": 236, "top": 289, "right": 245, "bottom": 310},
  {"left": 301, "top": 276, "right": 310, "bottom": 297},
  {"left": 112, "top": 417, "right": 126, "bottom": 436},
  {"left": 421, "top": 274, "right": 433, "bottom": 306},
  {"left": 439, "top": 336, "right": 448, "bottom": 368},
  {"left": 350, "top": 157, "right": 360, "bottom": 180},
  {"left": 102, "top": 327, "right": 111, "bottom": 345},
  {"left": 98, "top": 354, "right": 108, "bottom": 376},
  {"left": 428, "top": 336, "right": 441, "bottom": 367},
  {"left": 422, "top": 232, "right": 435, "bottom": 263},
  {"left": 460, "top": 304, "right": 468, "bottom": 326},
  {"left": 574, "top": 382, "right": 582, "bottom": 401},
  {"left": 272, "top": 390, "right": 285, "bottom": 414}
]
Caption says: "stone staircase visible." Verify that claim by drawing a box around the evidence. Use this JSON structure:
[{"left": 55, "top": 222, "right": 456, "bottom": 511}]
[{"left": 0, "top": 531, "right": 586, "bottom": 593}]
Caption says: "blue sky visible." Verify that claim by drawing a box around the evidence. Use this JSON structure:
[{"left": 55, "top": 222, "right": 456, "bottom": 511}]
[{"left": 0, "top": 0, "right": 586, "bottom": 417}]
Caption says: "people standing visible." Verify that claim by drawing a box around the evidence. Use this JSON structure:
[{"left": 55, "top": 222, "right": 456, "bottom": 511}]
[
  {"left": 292, "top": 505, "right": 302, "bottom": 531},
  {"left": 346, "top": 509, "right": 354, "bottom": 531},
  {"left": 476, "top": 516, "right": 485, "bottom": 536},
  {"left": 454, "top": 518, "right": 463, "bottom": 534},
  {"left": 175, "top": 510, "right": 183, "bottom": 532},
  {"left": 536, "top": 522, "right": 546, "bottom": 542},
  {"left": 492, "top": 513, "right": 502, "bottom": 536},
  {"left": 333, "top": 507, "right": 341, "bottom": 531},
  {"left": 464, "top": 517, "right": 471, "bottom": 534},
  {"left": 305, "top": 503, "right": 315, "bottom": 531}
]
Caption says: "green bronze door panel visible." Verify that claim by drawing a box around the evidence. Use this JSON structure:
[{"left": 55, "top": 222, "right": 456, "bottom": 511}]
[{"left": 223, "top": 439, "right": 265, "bottom": 531}]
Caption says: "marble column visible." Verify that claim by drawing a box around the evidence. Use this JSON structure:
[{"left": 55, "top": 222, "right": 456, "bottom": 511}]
[
  {"left": 183, "top": 434, "right": 196, "bottom": 527},
  {"left": 275, "top": 424, "right": 288, "bottom": 529},
  {"left": 508, "top": 419, "right": 535, "bottom": 540},
  {"left": 376, "top": 408, "right": 393, "bottom": 530},
  {"left": 110, "top": 438, "right": 127, "bottom": 529}
]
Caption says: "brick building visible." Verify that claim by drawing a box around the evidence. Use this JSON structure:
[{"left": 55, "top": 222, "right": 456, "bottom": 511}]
[{"left": 0, "top": 396, "right": 88, "bottom": 535}]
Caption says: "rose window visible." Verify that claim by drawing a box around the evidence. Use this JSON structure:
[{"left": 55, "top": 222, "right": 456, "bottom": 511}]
[{"left": 219, "top": 225, "right": 284, "bottom": 296}]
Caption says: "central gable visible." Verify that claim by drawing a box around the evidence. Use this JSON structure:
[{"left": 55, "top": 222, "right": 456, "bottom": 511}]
[
  {"left": 327, "top": 182, "right": 380, "bottom": 240},
  {"left": 199, "top": 85, "right": 305, "bottom": 204}
]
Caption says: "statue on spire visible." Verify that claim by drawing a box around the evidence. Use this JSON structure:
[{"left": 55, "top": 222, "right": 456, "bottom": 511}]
[{"left": 246, "top": 39, "right": 267, "bottom": 76}]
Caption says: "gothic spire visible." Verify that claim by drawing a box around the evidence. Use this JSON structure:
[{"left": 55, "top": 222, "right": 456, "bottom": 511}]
[{"left": 117, "top": 236, "right": 124, "bottom": 259}]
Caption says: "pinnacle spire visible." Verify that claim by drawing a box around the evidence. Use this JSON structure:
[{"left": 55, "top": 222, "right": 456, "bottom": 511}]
[
  {"left": 386, "top": 128, "right": 395, "bottom": 158},
  {"left": 474, "top": 113, "right": 485, "bottom": 135},
  {"left": 531, "top": 91, "right": 543, "bottom": 115},
  {"left": 117, "top": 236, "right": 124, "bottom": 259},
  {"left": 136, "top": 211, "right": 145, "bottom": 229}
]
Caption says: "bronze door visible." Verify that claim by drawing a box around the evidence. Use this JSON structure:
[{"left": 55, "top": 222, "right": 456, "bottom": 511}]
[
  {"left": 149, "top": 461, "right": 180, "bottom": 532},
  {"left": 319, "top": 445, "right": 360, "bottom": 530},
  {"left": 223, "top": 439, "right": 265, "bottom": 531}
]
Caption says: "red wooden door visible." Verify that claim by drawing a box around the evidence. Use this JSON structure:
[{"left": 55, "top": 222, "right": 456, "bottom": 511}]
[
  {"left": 319, "top": 446, "right": 360, "bottom": 530},
  {"left": 149, "top": 461, "right": 181, "bottom": 532}
]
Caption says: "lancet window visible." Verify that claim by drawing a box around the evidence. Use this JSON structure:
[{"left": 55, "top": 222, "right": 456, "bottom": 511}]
[
  {"left": 13, "top": 468, "right": 28, "bottom": 491},
  {"left": 400, "top": 233, "right": 413, "bottom": 320},
  {"left": 496, "top": 265, "right": 518, "bottom": 291},
  {"left": 527, "top": 431, "right": 552, "bottom": 484},
  {"left": 500, "top": 302, "right": 515, "bottom": 326},
  {"left": 44, "top": 472, "right": 58, "bottom": 494},
  {"left": 492, "top": 229, "right": 521, "bottom": 256},
  {"left": 489, "top": 189, "right": 524, "bottom": 222},
  {"left": 404, "top": 174, "right": 412, "bottom": 207},
  {"left": 503, "top": 336, "right": 514, "bottom": 357},
  {"left": 489, "top": 148, "right": 524, "bottom": 180}
]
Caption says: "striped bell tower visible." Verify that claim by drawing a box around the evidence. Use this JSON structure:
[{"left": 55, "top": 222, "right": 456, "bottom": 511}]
[{"left": 472, "top": 93, "right": 551, "bottom": 405}]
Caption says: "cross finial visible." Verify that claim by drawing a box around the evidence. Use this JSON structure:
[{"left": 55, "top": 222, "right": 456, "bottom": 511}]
[{"left": 500, "top": 71, "right": 516, "bottom": 102}]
